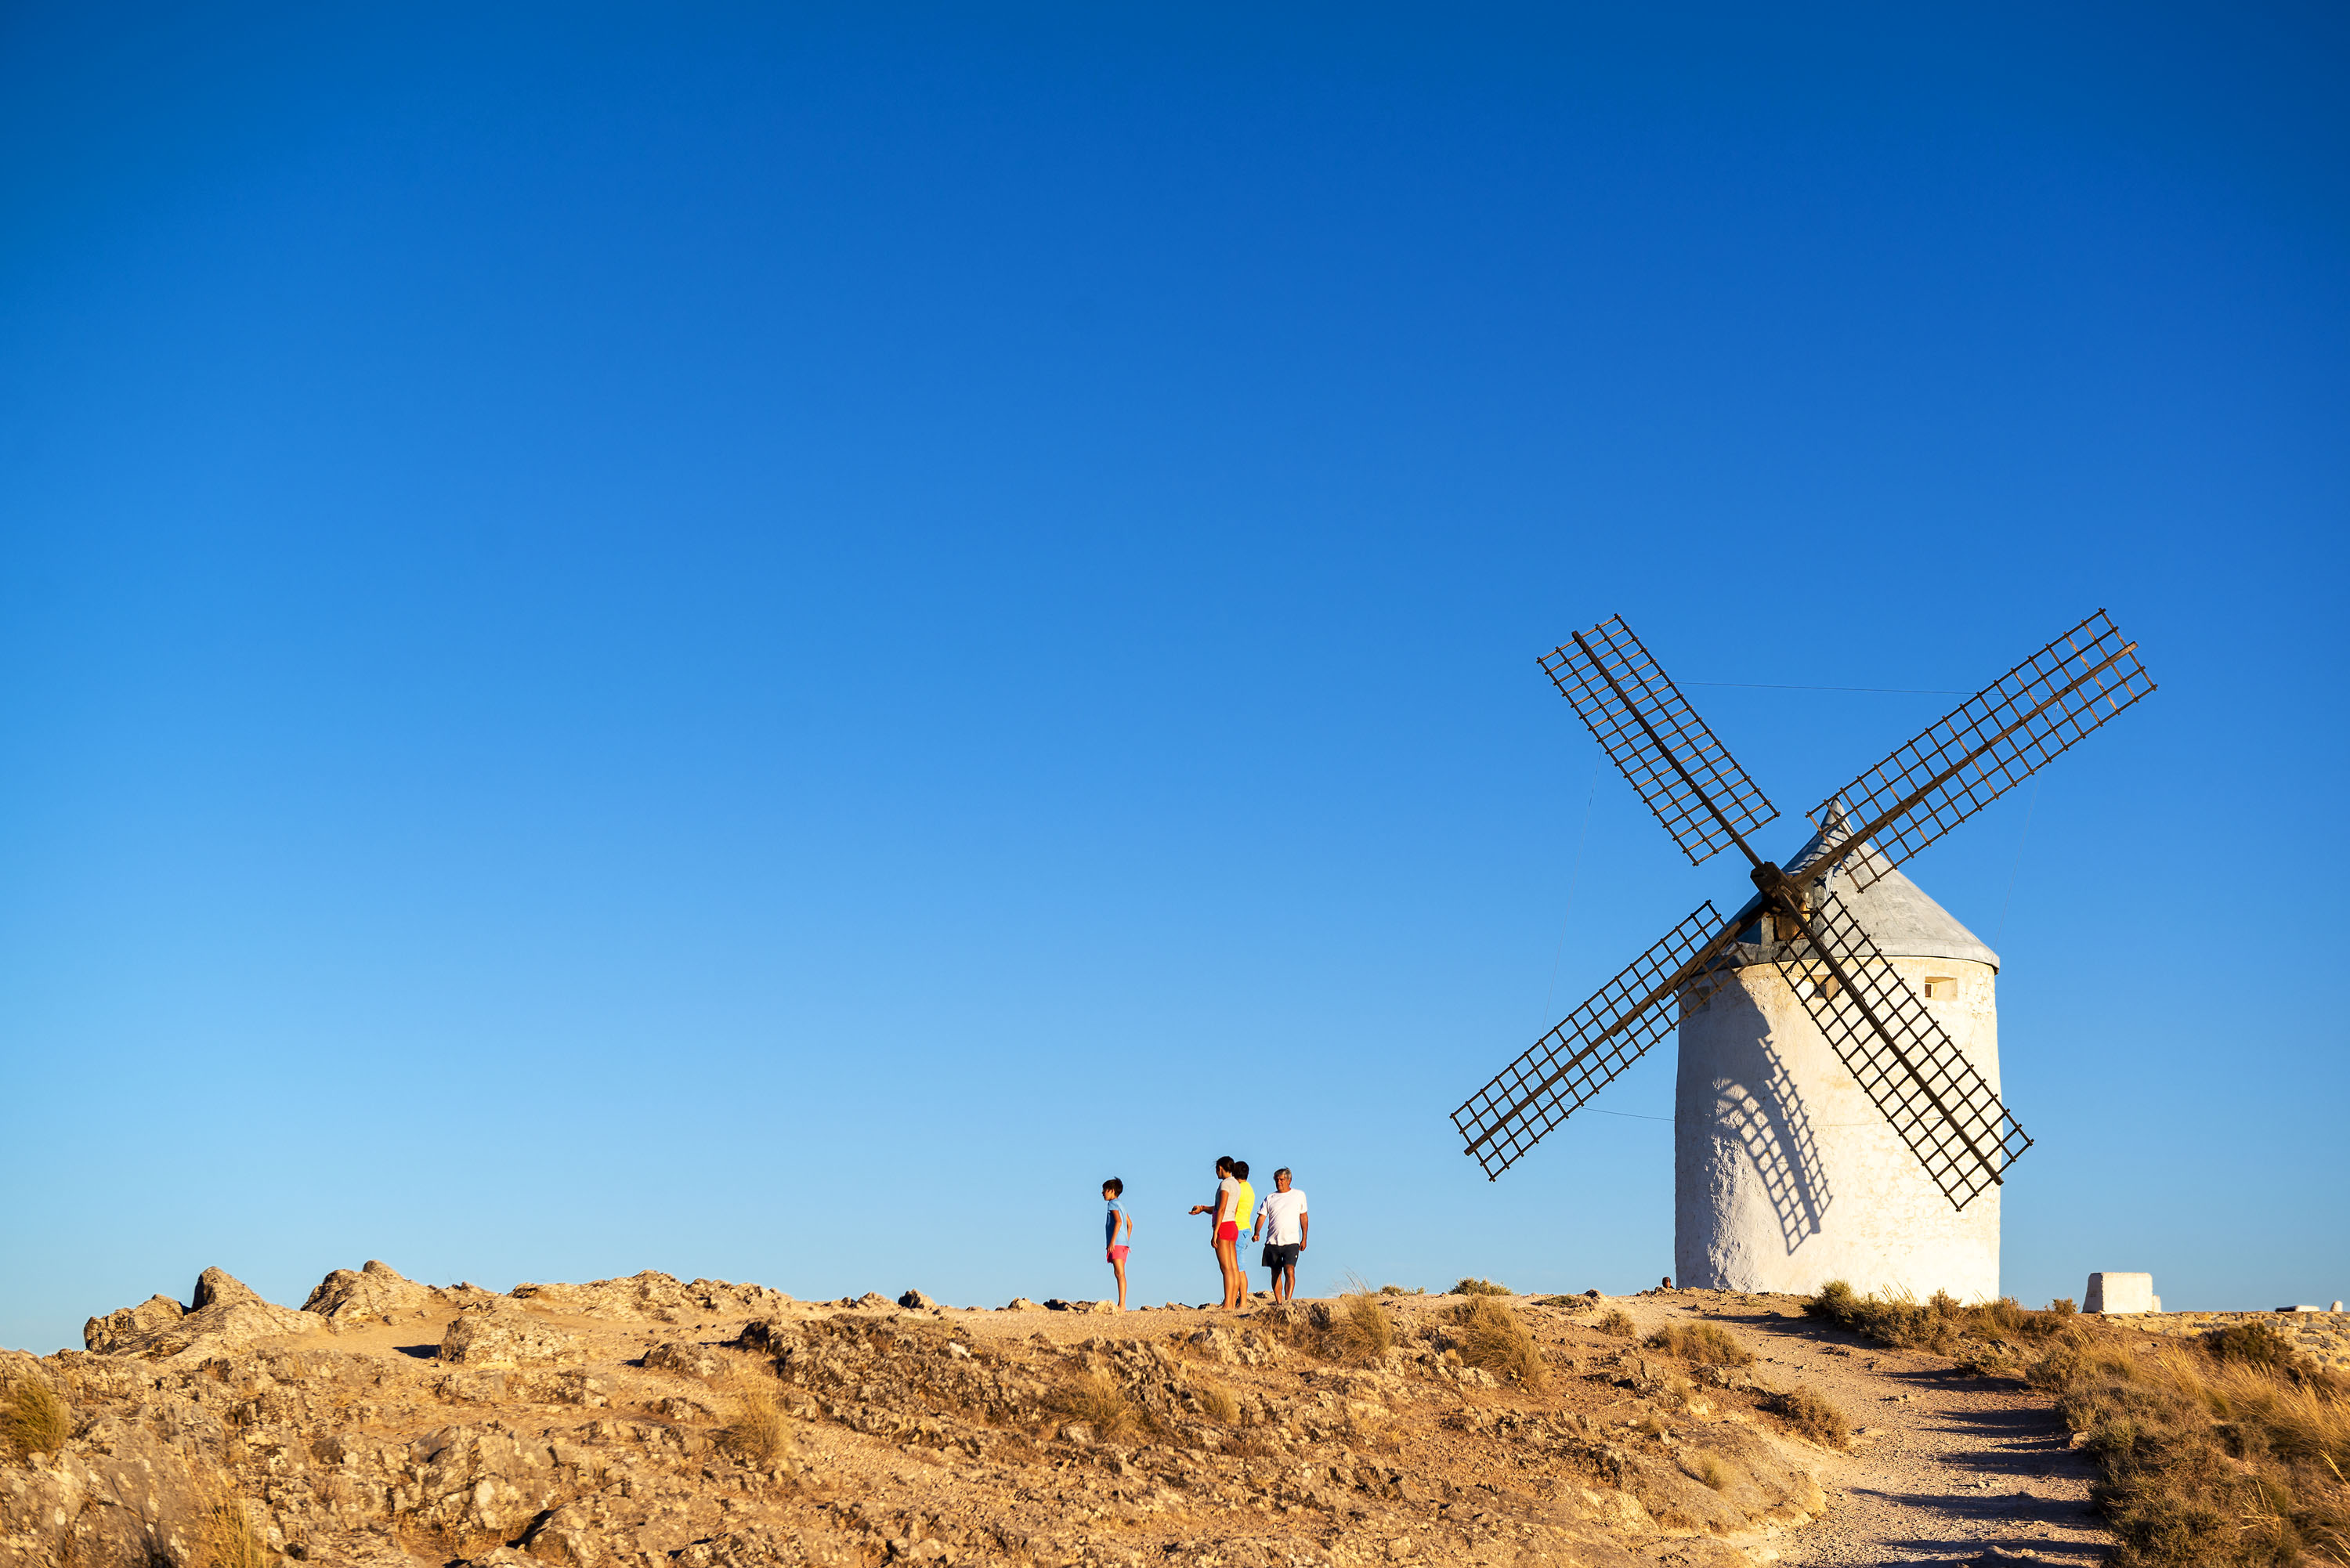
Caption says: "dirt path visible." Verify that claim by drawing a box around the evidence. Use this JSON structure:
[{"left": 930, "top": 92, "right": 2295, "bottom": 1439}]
[{"left": 1651, "top": 1298, "right": 2110, "bottom": 1565}]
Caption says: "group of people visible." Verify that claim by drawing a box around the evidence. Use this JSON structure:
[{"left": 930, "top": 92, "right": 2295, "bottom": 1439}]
[{"left": 1098, "top": 1157, "right": 1310, "bottom": 1312}]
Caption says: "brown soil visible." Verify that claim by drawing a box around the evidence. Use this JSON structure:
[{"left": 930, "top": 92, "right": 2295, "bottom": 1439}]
[{"left": 0, "top": 1271, "right": 2118, "bottom": 1568}]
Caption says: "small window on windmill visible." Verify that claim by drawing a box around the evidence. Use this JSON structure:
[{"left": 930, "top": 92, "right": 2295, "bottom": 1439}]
[
  {"left": 1922, "top": 976, "right": 1957, "bottom": 1000},
  {"left": 1792, "top": 970, "right": 1838, "bottom": 1001}
]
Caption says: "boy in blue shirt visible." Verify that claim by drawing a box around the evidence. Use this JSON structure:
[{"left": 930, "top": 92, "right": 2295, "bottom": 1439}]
[{"left": 1102, "top": 1178, "right": 1132, "bottom": 1312}]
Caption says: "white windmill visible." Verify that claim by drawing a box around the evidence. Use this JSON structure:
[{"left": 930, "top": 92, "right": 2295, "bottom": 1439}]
[{"left": 1453, "top": 612, "right": 2154, "bottom": 1299}]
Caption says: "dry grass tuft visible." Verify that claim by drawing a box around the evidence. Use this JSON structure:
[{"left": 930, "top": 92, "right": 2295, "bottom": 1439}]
[
  {"left": 2, "top": 1378, "right": 70, "bottom": 1460},
  {"left": 1452, "top": 1277, "right": 1512, "bottom": 1297},
  {"left": 1596, "top": 1310, "right": 1636, "bottom": 1340},
  {"left": 1768, "top": 1385, "right": 1851, "bottom": 1451},
  {"left": 1195, "top": 1383, "right": 1239, "bottom": 1424},
  {"left": 1452, "top": 1295, "right": 1549, "bottom": 1393},
  {"left": 198, "top": 1474, "right": 269, "bottom": 1568},
  {"left": 1057, "top": 1371, "right": 1143, "bottom": 1443},
  {"left": 716, "top": 1358, "right": 794, "bottom": 1467},
  {"left": 1320, "top": 1288, "right": 1397, "bottom": 1366},
  {"left": 1643, "top": 1322, "right": 1755, "bottom": 1367},
  {"left": 1684, "top": 1451, "right": 1736, "bottom": 1491}
]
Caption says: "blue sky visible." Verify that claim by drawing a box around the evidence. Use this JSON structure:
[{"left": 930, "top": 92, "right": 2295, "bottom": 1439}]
[{"left": 2, "top": 2, "right": 2345, "bottom": 1352}]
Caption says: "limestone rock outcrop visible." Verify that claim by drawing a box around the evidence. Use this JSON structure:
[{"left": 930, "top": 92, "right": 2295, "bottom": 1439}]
[
  {"left": 643, "top": 1341, "right": 730, "bottom": 1379},
  {"left": 0, "top": 1411, "right": 206, "bottom": 1567},
  {"left": 438, "top": 1299, "right": 583, "bottom": 1367},
  {"left": 507, "top": 1270, "right": 792, "bottom": 1324},
  {"left": 81, "top": 1269, "right": 320, "bottom": 1360},
  {"left": 81, "top": 1295, "right": 186, "bottom": 1354},
  {"left": 301, "top": 1258, "right": 479, "bottom": 1324}
]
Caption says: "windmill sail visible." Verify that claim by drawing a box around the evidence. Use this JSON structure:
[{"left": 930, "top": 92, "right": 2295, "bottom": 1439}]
[
  {"left": 1777, "top": 891, "right": 2031, "bottom": 1210},
  {"left": 1539, "top": 617, "right": 1777, "bottom": 866},
  {"left": 1803, "top": 610, "right": 2154, "bottom": 892},
  {"left": 1454, "top": 903, "right": 1730, "bottom": 1180}
]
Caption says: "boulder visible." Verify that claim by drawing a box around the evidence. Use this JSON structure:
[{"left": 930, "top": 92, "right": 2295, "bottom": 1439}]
[
  {"left": 1003, "top": 1298, "right": 1040, "bottom": 1312},
  {"left": 189, "top": 1266, "right": 262, "bottom": 1311},
  {"left": 897, "top": 1289, "right": 938, "bottom": 1310},
  {"left": 852, "top": 1292, "right": 894, "bottom": 1310},
  {"left": 82, "top": 1295, "right": 186, "bottom": 1354},
  {"left": 438, "top": 1300, "right": 582, "bottom": 1367},
  {"left": 302, "top": 1259, "right": 453, "bottom": 1323},
  {"left": 82, "top": 1269, "right": 321, "bottom": 1360},
  {"left": 645, "top": 1342, "right": 728, "bottom": 1380},
  {"left": 736, "top": 1317, "right": 807, "bottom": 1358}
]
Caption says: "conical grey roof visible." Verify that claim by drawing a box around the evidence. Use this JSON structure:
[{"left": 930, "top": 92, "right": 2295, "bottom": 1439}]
[
  {"left": 1712, "top": 812, "right": 2001, "bottom": 973},
  {"left": 1782, "top": 819, "right": 2000, "bottom": 970}
]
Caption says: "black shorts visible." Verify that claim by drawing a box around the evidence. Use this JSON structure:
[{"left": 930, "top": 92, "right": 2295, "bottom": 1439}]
[{"left": 1261, "top": 1243, "right": 1301, "bottom": 1271}]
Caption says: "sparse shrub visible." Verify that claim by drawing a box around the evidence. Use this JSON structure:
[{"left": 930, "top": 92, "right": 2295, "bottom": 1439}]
[
  {"left": 1452, "top": 1295, "right": 1548, "bottom": 1393},
  {"left": 1196, "top": 1384, "right": 1239, "bottom": 1424},
  {"left": 1056, "top": 1371, "right": 1141, "bottom": 1443},
  {"left": 1643, "top": 1322, "right": 1755, "bottom": 1367},
  {"left": 2048, "top": 1296, "right": 2077, "bottom": 1317},
  {"left": 1806, "top": 1279, "right": 1857, "bottom": 1322},
  {"left": 2, "top": 1378, "right": 70, "bottom": 1460},
  {"left": 1320, "top": 1287, "right": 1396, "bottom": 1366},
  {"left": 1769, "top": 1386, "right": 1850, "bottom": 1451},
  {"left": 198, "top": 1474, "right": 269, "bottom": 1568},
  {"left": 1803, "top": 1282, "right": 1952, "bottom": 1352},
  {"left": 1452, "top": 1277, "right": 1512, "bottom": 1297},
  {"left": 1377, "top": 1284, "right": 1424, "bottom": 1296},
  {"left": 1978, "top": 1296, "right": 2027, "bottom": 1334},
  {"left": 1636, "top": 1410, "right": 1668, "bottom": 1440},
  {"left": 2204, "top": 1322, "right": 2298, "bottom": 1377},
  {"left": 1596, "top": 1310, "right": 1635, "bottom": 1339}
]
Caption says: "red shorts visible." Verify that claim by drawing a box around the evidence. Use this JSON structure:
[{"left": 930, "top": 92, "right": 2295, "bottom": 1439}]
[
  {"left": 1217, "top": 1222, "right": 1238, "bottom": 1241},
  {"left": 1108, "top": 1245, "right": 1130, "bottom": 1263}
]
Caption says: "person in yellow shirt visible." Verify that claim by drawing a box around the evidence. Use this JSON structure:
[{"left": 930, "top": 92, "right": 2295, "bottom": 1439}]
[{"left": 1227, "top": 1162, "right": 1257, "bottom": 1307}]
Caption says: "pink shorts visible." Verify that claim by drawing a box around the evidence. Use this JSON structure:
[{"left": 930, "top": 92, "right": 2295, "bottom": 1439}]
[
  {"left": 1217, "top": 1222, "right": 1238, "bottom": 1242},
  {"left": 1108, "top": 1245, "right": 1130, "bottom": 1263}
]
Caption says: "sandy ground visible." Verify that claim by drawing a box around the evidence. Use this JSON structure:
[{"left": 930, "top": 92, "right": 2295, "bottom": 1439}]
[{"left": 1643, "top": 1296, "right": 2109, "bottom": 1566}]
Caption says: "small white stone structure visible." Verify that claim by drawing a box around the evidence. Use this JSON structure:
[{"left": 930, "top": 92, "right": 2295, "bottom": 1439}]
[
  {"left": 2086, "top": 1272, "right": 2157, "bottom": 1314},
  {"left": 1675, "top": 826, "right": 2001, "bottom": 1299}
]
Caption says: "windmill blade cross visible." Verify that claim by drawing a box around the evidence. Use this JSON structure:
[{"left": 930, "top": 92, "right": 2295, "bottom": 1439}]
[
  {"left": 1799, "top": 610, "right": 2155, "bottom": 893},
  {"left": 1454, "top": 902, "right": 1732, "bottom": 1180},
  {"left": 1775, "top": 891, "right": 2031, "bottom": 1210},
  {"left": 1539, "top": 617, "right": 1777, "bottom": 868}
]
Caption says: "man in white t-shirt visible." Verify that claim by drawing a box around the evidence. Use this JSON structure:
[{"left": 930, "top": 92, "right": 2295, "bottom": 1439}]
[{"left": 1251, "top": 1168, "right": 1310, "bottom": 1302}]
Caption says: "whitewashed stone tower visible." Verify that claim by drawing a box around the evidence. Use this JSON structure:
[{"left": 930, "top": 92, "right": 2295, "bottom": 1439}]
[{"left": 1673, "top": 824, "right": 2001, "bottom": 1299}]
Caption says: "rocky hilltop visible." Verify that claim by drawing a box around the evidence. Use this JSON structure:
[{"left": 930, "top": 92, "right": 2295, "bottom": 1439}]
[{"left": 2, "top": 1264, "right": 1910, "bottom": 1568}]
